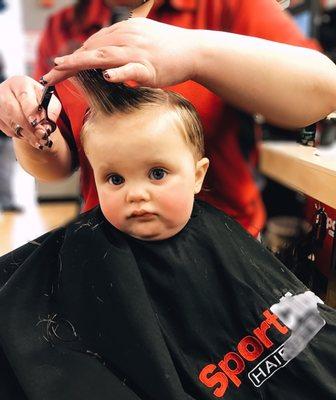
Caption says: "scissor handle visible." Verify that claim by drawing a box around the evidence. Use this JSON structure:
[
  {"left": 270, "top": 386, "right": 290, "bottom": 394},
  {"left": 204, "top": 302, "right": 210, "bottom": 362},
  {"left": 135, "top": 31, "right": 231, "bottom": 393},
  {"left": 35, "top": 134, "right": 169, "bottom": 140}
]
[
  {"left": 39, "top": 85, "right": 55, "bottom": 112},
  {"left": 37, "top": 85, "right": 57, "bottom": 134},
  {"left": 38, "top": 118, "right": 57, "bottom": 134}
]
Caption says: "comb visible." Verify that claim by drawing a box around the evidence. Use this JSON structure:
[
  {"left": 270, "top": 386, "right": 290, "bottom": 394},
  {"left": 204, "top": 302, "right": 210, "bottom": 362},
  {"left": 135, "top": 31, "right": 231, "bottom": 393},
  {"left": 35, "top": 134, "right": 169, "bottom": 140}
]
[
  {"left": 277, "top": 0, "right": 290, "bottom": 10},
  {"left": 129, "top": 0, "right": 154, "bottom": 19}
]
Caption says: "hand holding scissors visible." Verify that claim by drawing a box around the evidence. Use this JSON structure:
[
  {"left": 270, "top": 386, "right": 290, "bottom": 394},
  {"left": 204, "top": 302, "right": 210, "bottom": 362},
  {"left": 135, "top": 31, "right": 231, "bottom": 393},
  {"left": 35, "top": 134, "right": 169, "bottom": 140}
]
[{"left": 0, "top": 76, "right": 61, "bottom": 150}]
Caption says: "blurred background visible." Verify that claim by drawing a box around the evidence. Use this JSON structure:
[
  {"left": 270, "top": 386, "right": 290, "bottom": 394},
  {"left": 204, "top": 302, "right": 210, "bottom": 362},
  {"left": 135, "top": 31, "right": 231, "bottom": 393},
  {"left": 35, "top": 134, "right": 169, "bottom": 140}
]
[{"left": 1, "top": 0, "right": 336, "bottom": 304}]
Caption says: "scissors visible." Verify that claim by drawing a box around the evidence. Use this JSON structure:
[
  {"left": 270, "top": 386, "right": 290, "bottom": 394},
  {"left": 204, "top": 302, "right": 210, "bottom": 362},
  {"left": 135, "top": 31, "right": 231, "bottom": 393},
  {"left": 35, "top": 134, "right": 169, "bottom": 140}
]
[{"left": 37, "top": 84, "right": 57, "bottom": 135}]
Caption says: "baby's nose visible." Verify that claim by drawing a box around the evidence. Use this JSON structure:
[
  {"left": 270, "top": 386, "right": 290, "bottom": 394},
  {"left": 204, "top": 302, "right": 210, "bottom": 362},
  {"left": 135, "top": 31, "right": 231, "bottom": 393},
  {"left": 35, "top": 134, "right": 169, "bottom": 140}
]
[{"left": 126, "top": 185, "right": 150, "bottom": 203}]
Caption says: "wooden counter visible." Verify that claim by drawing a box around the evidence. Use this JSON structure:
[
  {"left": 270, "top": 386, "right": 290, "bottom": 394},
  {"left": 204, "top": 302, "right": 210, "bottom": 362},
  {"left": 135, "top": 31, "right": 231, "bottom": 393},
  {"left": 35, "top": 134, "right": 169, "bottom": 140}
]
[
  {"left": 259, "top": 141, "right": 336, "bottom": 209},
  {"left": 260, "top": 141, "right": 336, "bottom": 306}
]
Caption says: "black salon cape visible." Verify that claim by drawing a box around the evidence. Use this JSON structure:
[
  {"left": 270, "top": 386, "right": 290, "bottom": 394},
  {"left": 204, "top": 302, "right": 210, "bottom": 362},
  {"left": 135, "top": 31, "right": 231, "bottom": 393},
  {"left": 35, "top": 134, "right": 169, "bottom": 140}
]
[{"left": 0, "top": 200, "right": 335, "bottom": 400}]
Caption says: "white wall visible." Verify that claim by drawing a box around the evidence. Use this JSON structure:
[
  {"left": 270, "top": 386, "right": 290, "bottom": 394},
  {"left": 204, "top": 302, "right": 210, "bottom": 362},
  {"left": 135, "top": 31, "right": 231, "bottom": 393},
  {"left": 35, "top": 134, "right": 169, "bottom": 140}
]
[
  {"left": 23, "top": 0, "right": 74, "bottom": 30},
  {"left": 0, "top": 0, "right": 25, "bottom": 76}
]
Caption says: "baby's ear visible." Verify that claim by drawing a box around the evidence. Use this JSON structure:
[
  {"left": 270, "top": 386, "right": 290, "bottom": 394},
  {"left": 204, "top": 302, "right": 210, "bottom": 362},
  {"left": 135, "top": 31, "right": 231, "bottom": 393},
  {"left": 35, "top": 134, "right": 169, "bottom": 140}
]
[{"left": 194, "top": 158, "right": 209, "bottom": 194}]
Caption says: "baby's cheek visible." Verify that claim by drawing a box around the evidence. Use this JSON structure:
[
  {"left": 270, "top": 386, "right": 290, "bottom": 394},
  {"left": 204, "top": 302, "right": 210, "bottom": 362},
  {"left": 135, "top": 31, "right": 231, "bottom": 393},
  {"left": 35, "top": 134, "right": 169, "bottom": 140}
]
[
  {"left": 157, "top": 186, "right": 193, "bottom": 223},
  {"left": 99, "top": 191, "right": 123, "bottom": 229}
]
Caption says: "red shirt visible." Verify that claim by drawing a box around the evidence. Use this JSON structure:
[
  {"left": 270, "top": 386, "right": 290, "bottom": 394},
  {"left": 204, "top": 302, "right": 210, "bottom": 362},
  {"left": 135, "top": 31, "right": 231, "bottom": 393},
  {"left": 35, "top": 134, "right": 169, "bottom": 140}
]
[{"left": 38, "top": 0, "right": 320, "bottom": 237}]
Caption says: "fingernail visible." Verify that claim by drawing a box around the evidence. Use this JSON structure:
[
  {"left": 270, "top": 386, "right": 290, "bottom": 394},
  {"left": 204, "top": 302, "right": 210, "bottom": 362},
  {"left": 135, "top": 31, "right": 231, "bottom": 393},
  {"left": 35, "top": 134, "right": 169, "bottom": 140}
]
[
  {"left": 103, "top": 71, "right": 110, "bottom": 79},
  {"left": 39, "top": 76, "right": 48, "bottom": 86},
  {"left": 38, "top": 144, "right": 44, "bottom": 151},
  {"left": 15, "top": 127, "right": 23, "bottom": 138},
  {"left": 46, "top": 127, "right": 52, "bottom": 135},
  {"left": 42, "top": 133, "right": 49, "bottom": 140},
  {"left": 30, "top": 118, "right": 38, "bottom": 128},
  {"left": 47, "top": 140, "right": 53, "bottom": 148}
]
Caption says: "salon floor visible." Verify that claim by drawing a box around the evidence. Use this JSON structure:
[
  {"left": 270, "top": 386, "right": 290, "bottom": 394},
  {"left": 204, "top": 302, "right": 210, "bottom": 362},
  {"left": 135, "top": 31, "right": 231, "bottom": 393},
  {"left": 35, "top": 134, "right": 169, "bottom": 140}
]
[{"left": 0, "top": 166, "right": 78, "bottom": 257}]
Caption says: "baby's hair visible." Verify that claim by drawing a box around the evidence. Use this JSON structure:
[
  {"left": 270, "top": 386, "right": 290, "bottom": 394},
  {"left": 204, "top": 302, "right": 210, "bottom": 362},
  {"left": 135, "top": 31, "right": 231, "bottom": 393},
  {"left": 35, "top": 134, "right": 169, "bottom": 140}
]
[{"left": 75, "top": 69, "right": 204, "bottom": 159}]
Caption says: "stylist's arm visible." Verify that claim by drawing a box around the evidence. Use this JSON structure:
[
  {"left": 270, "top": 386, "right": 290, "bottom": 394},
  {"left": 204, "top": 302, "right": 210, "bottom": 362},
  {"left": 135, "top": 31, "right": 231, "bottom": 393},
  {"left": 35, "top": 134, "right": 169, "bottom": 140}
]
[{"left": 44, "top": 18, "right": 336, "bottom": 128}]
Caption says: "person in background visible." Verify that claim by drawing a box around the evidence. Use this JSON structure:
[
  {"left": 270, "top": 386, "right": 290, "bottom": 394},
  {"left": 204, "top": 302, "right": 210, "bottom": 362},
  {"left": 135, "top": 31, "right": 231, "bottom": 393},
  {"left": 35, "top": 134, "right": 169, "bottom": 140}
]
[{"left": 2, "top": 0, "right": 336, "bottom": 237}]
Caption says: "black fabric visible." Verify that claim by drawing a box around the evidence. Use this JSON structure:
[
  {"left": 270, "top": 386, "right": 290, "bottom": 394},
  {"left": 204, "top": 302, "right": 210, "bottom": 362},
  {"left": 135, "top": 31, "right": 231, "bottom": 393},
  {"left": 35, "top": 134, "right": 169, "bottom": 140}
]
[{"left": 0, "top": 200, "right": 335, "bottom": 399}]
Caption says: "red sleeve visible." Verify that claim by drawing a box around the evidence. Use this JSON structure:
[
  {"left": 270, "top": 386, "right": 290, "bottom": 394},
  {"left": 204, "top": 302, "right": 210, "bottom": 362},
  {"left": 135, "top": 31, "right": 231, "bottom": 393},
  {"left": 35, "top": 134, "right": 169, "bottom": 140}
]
[
  {"left": 33, "top": 17, "right": 58, "bottom": 80},
  {"left": 224, "top": 0, "right": 321, "bottom": 50},
  {"left": 33, "top": 7, "right": 75, "bottom": 80}
]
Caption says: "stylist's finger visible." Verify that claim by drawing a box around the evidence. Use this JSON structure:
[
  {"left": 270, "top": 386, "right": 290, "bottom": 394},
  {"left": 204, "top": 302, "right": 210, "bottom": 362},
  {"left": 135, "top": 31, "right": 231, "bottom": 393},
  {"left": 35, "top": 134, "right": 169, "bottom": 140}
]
[
  {"left": 13, "top": 81, "right": 44, "bottom": 129},
  {"left": 42, "top": 45, "right": 85, "bottom": 84},
  {"left": 44, "top": 46, "right": 131, "bottom": 85},
  {"left": 103, "top": 62, "right": 154, "bottom": 86},
  {"left": 41, "top": 69, "right": 74, "bottom": 86},
  {"left": 0, "top": 77, "right": 38, "bottom": 137}
]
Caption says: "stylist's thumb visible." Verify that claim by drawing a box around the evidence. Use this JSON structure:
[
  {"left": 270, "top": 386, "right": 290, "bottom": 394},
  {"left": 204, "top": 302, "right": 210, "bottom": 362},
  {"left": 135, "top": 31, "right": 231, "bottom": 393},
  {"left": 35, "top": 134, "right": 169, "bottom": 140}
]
[{"left": 102, "top": 62, "right": 156, "bottom": 87}]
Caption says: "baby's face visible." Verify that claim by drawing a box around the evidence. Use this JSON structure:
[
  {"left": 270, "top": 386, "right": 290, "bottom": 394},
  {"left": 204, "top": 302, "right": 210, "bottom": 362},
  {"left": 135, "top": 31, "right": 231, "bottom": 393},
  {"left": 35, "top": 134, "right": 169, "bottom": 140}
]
[{"left": 85, "top": 107, "right": 208, "bottom": 240}]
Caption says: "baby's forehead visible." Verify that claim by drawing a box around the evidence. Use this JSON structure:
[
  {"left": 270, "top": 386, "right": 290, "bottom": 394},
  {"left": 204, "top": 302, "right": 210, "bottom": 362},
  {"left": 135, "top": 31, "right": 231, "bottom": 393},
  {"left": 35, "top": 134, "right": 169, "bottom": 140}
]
[
  {"left": 99, "top": 105, "right": 178, "bottom": 126},
  {"left": 90, "top": 106, "right": 186, "bottom": 140},
  {"left": 83, "top": 103, "right": 201, "bottom": 163}
]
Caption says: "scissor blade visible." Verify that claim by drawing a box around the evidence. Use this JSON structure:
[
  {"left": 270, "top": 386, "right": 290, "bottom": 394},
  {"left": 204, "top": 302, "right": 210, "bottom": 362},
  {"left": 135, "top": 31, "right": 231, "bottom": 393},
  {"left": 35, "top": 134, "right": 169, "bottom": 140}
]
[{"left": 39, "top": 85, "right": 55, "bottom": 110}]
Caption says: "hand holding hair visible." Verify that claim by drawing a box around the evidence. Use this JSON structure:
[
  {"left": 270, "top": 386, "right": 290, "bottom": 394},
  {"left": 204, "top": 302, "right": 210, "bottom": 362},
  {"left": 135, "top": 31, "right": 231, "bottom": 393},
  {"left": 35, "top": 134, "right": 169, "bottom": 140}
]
[{"left": 45, "top": 18, "right": 196, "bottom": 89}]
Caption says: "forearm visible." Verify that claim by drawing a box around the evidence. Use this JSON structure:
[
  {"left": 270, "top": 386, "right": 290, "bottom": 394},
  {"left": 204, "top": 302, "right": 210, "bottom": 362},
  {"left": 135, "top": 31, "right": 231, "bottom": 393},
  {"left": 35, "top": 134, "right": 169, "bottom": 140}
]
[
  {"left": 13, "top": 129, "right": 73, "bottom": 181},
  {"left": 193, "top": 30, "right": 336, "bottom": 128}
]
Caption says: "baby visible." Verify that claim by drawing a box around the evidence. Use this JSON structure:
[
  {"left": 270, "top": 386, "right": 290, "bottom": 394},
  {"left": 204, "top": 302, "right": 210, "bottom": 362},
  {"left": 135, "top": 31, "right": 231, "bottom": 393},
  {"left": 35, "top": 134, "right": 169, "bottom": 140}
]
[
  {"left": 0, "top": 72, "right": 334, "bottom": 400},
  {"left": 79, "top": 73, "right": 209, "bottom": 241}
]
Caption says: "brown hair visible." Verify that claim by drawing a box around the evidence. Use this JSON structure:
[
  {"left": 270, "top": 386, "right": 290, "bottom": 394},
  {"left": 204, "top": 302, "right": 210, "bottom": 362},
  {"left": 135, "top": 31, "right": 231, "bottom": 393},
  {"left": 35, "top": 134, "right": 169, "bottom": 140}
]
[{"left": 75, "top": 69, "right": 205, "bottom": 159}]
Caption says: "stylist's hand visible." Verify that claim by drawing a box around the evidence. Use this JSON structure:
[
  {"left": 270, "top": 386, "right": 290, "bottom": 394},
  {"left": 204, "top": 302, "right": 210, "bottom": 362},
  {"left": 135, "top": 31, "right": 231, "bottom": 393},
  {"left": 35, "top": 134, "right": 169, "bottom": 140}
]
[
  {"left": 0, "top": 76, "right": 61, "bottom": 149},
  {"left": 44, "top": 18, "right": 198, "bottom": 87}
]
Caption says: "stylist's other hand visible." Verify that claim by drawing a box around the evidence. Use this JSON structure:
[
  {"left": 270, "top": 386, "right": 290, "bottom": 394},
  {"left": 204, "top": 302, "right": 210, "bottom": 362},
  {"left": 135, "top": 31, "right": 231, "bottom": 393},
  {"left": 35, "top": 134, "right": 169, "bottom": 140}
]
[
  {"left": 44, "top": 18, "right": 198, "bottom": 87},
  {"left": 0, "top": 76, "right": 61, "bottom": 149}
]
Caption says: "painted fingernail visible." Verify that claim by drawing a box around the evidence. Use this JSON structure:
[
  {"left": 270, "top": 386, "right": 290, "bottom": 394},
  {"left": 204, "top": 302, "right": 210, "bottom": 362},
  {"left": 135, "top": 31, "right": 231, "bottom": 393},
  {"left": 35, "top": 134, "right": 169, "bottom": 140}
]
[
  {"left": 31, "top": 119, "right": 39, "bottom": 128},
  {"left": 38, "top": 144, "right": 44, "bottom": 151},
  {"left": 47, "top": 139, "right": 53, "bottom": 148},
  {"left": 46, "top": 127, "right": 52, "bottom": 135},
  {"left": 14, "top": 126, "right": 23, "bottom": 138},
  {"left": 103, "top": 71, "right": 110, "bottom": 79},
  {"left": 42, "top": 132, "right": 49, "bottom": 140},
  {"left": 39, "top": 76, "right": 48, "bottom": 86}
]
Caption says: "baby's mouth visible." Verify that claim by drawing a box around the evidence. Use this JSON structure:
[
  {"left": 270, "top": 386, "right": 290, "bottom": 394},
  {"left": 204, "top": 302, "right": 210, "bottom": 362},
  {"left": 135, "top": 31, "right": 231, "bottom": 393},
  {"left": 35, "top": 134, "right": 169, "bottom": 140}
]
[{"left": 129, "top": 210, "right": 156, "bottom": 219}]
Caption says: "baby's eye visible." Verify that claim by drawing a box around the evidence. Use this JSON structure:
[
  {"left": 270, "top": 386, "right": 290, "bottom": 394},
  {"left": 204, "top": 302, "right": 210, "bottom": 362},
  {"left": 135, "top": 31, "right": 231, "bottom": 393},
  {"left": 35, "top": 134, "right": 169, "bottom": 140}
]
[
  {"left": 108, "top": 174, "right": 125, "bottom": 185},
  {"left": 149, "top": 168, "right": 167, "bottom": 180}
]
